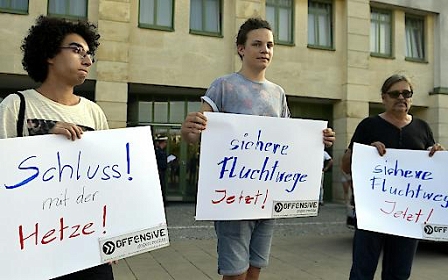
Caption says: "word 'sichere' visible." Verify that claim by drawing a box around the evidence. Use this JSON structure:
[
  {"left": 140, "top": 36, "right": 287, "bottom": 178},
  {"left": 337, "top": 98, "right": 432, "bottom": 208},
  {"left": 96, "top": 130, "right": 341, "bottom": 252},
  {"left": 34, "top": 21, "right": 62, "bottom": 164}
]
[
  {"left": 229, "top": 130, "right": 289, "bottom": 156},
  {"left": 373, "top": 159, "right": 433, "bottom": 180}
]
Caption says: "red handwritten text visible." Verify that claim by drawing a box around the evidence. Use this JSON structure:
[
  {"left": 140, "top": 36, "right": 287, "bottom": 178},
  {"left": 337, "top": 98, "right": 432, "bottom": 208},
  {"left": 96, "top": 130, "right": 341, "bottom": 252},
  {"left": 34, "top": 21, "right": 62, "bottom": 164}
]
[
  {"left": 380, "top": 200, "right": 433, "bottom": 223},
  {"left": 212, "top": 189, "right": 268, "bottom": 208},
  {"left": 18, "top": 217, "right": 95, "bottom": 250}
]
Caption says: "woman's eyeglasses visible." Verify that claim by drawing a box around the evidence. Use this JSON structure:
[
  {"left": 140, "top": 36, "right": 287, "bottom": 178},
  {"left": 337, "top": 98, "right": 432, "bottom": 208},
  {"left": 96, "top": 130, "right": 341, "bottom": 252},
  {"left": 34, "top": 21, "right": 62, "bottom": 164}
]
[
  {"left": 385, "top": 89, "right": 413, "bottom": 99},
  {"left": 60, "top": 44, "right": 95, "bottom": 63}
]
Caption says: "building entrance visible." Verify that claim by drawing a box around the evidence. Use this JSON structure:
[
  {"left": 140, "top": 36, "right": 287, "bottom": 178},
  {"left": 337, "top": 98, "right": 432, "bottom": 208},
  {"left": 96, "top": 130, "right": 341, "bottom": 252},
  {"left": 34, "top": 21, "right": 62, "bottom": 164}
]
[{"left": 152, "top": 125, "right": 199, "bottom": 202}]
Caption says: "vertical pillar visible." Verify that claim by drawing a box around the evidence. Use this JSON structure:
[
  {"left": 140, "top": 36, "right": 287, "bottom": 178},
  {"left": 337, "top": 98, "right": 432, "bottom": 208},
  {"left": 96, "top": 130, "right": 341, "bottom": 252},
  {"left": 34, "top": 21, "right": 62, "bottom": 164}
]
[
  {"left": 95, "top": 0, "right": 131, "bottom": 128},
  {"left": 429, "top": 1, "right": 448, "bottom": 147},
  {"left": 332, "top": 0, "right": 370, "bottom": 202},
  {"left": 234, "top": 0, "right": 263, "bottom": 71}
]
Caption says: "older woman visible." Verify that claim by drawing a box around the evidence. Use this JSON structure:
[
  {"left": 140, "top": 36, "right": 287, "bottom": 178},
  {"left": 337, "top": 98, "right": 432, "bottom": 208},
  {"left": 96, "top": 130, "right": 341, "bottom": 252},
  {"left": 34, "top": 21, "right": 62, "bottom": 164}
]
[{"left": 342, "top": 74, "right": 444, "bottom": 280}]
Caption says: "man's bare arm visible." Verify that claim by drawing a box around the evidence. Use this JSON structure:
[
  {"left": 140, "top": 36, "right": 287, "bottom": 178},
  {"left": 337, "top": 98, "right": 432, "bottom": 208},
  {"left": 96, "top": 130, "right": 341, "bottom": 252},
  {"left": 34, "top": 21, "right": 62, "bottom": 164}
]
[{"left": 181, "top": 102, "right": 213, "bottom": 144}]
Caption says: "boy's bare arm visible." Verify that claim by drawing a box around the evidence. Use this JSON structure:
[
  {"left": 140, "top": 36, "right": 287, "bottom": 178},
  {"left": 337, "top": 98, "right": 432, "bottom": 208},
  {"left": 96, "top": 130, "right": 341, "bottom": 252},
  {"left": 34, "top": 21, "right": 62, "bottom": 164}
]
[{"left": 181, "top": 102, "right": 212, "bottom": 144}]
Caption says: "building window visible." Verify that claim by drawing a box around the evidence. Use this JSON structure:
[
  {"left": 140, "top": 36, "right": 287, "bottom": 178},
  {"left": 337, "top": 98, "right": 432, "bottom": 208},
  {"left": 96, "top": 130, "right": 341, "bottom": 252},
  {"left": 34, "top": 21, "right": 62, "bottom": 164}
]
[
  {"left": 190, "top": 0, "right": 221, "bottom": 36},
  {"left": 370, "top": 9, "right": 392, "bottom": 56},
  {"left": 0, "top": 0, "right": 28, "bottom": 14},
  {"left": 266, "top": 0, "right": 293, "bottom": 44},
  {"left": 308, "top": 0, "right": 332, "bottom": 48},
  {"left": 139, "top": 0, "right": 174, "bottom": 31},
  {"left": 48, "top": 0, "right": 87, "bottom": 19},
  {"left": 405, "top": 15, "right": 425, "bottom": 60}
]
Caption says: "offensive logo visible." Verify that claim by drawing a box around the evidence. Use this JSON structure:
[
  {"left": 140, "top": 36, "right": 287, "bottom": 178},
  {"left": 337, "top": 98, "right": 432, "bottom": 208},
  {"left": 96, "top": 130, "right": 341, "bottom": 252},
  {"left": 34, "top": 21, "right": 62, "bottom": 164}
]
[
  {"left": 424, "top": 225, "right": 448, "bottom": 235},
  {"left": 99, "top": 225, "right": 170, "bottom": 262},
  {"left": 422, "top": 223, "right": 448, "bottom": 241},
  {"left": 102, "top": 241, "right": 116, "bottom": 255},
  {"left": 272, "top": 200, "right": 318, "bottom": 218},
  {"left": 274, "top": 202, "right": 284, "bottom": 212}
]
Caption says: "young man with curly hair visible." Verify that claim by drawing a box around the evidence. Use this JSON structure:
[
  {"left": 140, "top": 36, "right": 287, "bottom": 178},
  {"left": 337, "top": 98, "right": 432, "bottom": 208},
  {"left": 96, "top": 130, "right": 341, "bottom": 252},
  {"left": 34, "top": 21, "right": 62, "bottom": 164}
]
[
  {"left": 0, "top": 15, "right": 113, "bottom": 280},
  {"left": 181, "top": 17, "right": 335, "bottom": 280}
]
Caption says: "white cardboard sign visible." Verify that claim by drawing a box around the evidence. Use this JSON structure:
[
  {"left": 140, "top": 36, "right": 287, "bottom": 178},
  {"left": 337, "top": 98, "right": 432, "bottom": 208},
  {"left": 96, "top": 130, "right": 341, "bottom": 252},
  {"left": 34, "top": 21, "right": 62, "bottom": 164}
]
[
  {"left": 195, "top": 112, "right": 327, "bottom": 220},
  {"left": 352, "top": 143, "right": 448, "bottom": 240},
  {"left": 0, "top": 126, "right": 168, "bottom": 279}
]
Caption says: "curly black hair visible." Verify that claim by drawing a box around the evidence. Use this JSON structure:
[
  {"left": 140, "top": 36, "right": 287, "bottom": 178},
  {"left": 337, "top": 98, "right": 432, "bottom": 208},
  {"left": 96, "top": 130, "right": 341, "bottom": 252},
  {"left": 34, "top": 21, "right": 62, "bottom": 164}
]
[{"left": 21, "top": 15, "right": 100, "bottom": 83}]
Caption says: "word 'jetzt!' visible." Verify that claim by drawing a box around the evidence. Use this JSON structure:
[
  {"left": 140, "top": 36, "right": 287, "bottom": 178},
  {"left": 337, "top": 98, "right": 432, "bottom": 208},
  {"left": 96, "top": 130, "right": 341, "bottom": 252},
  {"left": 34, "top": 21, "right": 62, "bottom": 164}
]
[
  {"left": 212, "top": 189, "right": 268, "bottom": 209},
  {"left": 380, "top": 200, "right": 433, "bottom": 223}
]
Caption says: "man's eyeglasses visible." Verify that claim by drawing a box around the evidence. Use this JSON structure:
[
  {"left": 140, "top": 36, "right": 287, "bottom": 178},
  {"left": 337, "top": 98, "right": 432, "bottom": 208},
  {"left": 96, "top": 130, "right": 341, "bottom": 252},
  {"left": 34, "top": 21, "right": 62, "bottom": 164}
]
[
  {"left": 385, "top": 89, "right": 413, "bottom": 99},
  {"left": 60, "top": 45, "right": 95, "bottom": 63}
]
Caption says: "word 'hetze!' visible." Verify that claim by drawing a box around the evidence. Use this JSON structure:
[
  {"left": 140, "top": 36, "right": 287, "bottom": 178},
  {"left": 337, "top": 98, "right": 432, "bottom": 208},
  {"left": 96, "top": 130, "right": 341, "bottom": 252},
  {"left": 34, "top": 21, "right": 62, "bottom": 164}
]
[
  {"left": 18, "top": 217, "right": 95, "bottom": 250},
  {"left": 18, "top": 205, "right": 107, "bottom": 250}
]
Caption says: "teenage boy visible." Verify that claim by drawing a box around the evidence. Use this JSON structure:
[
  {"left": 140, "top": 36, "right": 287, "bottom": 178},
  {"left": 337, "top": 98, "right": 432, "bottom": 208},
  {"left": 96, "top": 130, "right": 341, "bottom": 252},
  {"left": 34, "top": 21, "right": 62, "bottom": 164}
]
[{"left": 181, "top": 17, "right": 335, "bottom": 280}]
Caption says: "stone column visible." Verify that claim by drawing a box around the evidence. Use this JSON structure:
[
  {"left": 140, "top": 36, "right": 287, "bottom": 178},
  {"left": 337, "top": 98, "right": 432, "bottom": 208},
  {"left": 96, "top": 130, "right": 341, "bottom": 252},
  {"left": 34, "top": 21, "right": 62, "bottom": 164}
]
[
  {"left": 427, "top": 94, "right": 448, "bottom": 146},
  {"left": 234, "top": 0, "right": 263, "bottom": 71},
  {"left": 332, "top": 0, "right": 370, "bottom": 202},
  {"left": 429, "top": 1, "right": 448, "bottom": 147},
  {"left": 95, "top": 0, "right": 130, "bottom": 128}
]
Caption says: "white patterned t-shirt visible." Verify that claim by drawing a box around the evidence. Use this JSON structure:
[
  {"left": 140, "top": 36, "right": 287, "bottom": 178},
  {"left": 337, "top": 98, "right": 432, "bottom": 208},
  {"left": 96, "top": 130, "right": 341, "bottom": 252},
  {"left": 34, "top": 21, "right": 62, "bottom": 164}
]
[
  {"left": 0, "top": 89, "right": 108, "bottom": 138},
  {"left": 202, "top": 72, "right": 290, "bottom": 118}
]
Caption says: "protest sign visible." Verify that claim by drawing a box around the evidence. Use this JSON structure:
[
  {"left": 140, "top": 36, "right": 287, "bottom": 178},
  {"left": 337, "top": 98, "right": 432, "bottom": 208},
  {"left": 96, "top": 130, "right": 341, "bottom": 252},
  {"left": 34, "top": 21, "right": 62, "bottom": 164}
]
[
  {"left": 352, "top": 143, "right": 448, "bottom": 240},
  {"left": 0, "top": 126, "right": 169, "bottom": 280},
  {"left": 195, "top": 112, "right": 327, "bottom": 220}
]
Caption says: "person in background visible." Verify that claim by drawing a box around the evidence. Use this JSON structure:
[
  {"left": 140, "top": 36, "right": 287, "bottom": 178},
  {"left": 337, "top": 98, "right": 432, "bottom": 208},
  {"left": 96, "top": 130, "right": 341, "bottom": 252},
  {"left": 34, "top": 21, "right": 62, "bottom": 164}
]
[
  {"left": 340, "top": 153, "right": 352, "bottom": 206},
  {"left": 341, "top": 74, "right": 444, "bottom": 280},
  {"left": 341, "top": 159, "right": 355, "bottom": 229},
  {"left": 154, "top": 134, "right": 168, "bottom": 203},
  {"left": 181, "top": 17, "right": 336, "bottom": 280},
  {"left": 0, "top": 15, "right": 113, "bottom": 280},
  {"left": 319, "top": 150, "right": 333, "bottom": 206}
]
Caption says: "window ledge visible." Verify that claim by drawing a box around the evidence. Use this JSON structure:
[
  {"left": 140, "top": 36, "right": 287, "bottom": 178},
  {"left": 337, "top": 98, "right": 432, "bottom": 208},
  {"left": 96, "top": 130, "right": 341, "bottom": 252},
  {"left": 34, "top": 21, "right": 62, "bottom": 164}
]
[
  {"left": 189, "top": 30, "right": 223, "bottom": 38},
  {"left": 138, "top": 24, "right": 174, "bottom": 32},
  {"left": 405, "top": 57, "right": 428, "bottom": 63},
  {"left": 276, "top": 41, "right": 295, "bottom": 47},
  {"left": 370, "top": 53, "right": 395, "bottom": 59},
  {"left": 307, "top": 45, "right": 335, "bottom": 51},
  {"left": 0, "top": 9, "right": 28, "bottom": 15},
  {"left": 47, "top": 13, "right": 87, "bottom": 20},
  {"left": 430, "top": 87, "right": 448, "bottom": 95}
]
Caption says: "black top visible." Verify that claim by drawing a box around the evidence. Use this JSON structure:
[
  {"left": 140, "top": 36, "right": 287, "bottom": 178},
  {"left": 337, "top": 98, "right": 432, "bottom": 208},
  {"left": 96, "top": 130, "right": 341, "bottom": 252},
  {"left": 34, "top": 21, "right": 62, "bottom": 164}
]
[
  {"left": 155, "top": 147, "right": 168, "bottom": 170},
  {"left": 349, "top": 115, "right": 435, "bottom": 150}
]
